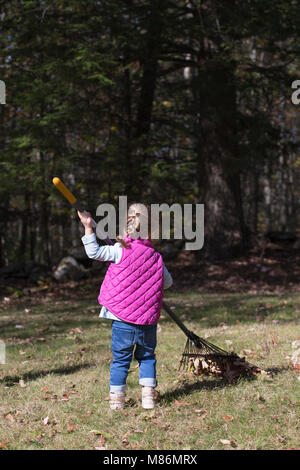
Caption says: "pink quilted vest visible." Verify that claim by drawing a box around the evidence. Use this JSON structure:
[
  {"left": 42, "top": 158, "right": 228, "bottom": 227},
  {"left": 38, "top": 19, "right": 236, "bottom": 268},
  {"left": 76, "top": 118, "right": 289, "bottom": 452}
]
[{"left": 98, "top": 236, "right": 164, "bottom": 325}]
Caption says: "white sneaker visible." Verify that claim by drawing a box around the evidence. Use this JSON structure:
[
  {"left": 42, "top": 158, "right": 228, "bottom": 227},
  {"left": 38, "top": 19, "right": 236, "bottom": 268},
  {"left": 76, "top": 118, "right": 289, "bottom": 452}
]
[
  {"left": 142, "top": 386, "right": 157, "bottom": 409},
  {"left": 110, "top": 392, "right": 126, "bottom": 410}
]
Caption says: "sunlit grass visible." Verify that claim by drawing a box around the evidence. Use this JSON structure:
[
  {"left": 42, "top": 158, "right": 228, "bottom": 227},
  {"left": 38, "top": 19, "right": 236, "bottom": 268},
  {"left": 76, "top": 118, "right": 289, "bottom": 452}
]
[{"left": 0, "top": 291, "right": 299, "bottom": 450}]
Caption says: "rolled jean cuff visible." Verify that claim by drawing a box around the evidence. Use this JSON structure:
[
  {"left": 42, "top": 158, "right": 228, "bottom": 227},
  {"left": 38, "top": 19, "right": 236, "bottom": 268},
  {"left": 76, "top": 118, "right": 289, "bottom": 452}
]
[
  {"left": 110, "top": 384, "right": 127, "bottom": 393},
  {"left": 139, "top": 378, "right": 157, "bottom": 387}
]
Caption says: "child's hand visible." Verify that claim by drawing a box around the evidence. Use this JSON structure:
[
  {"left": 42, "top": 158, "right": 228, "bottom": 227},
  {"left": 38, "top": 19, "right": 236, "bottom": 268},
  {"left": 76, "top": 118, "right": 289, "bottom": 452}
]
[{"left": 77, "top": 210, "right": 93, "bottom": 229}]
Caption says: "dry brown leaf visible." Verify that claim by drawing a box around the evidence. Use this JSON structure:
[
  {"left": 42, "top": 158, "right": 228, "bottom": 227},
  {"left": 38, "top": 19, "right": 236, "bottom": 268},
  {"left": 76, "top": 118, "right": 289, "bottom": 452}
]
[
  {"left": 223, "top": 415, "right": 234, "bottom": 422},
  {"left": 94, "top": 435, "right": 106, "bottom": 450},
  {"left": 256, "top": 393, "right": 265, "bottom": 402},
  {"left": 43, "top": 393, "right": 58, "bottom": 400},
  {"left": 174, "top": 399, "right": 188, "bottom": 407},
  {"left": 219, "top": 438, "right": 237, "bottom": 447},
  {"left": 194, "top": 409, "right": 208, "bottom": 420},
  {"left": 67, "top": 422, "right": 78, "bottom": 433},
  {"left": 270, "top": 337, "right": 279, "bottom": 345},
  {"left": 90, "top": 430, "right": 112, "bottom": 439},
  {"left": 5, "top": 413, "right": 15, "bottom": 423}
]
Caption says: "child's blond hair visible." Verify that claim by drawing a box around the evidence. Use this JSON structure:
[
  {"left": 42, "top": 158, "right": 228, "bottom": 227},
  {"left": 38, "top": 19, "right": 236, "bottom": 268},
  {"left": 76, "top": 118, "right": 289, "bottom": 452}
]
[{"left": 117, "top": 202, "right": 151, "bottom": 248}]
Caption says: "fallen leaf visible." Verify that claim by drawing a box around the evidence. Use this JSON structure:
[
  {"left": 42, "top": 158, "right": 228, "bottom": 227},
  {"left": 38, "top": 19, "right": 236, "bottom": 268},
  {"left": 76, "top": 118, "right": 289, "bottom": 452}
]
[
  {"left": 90, "top": 430, "right": 112, "bottom": 439},
  {"left": 291, "top": 349, "right": 300, "bottom": 371},
  {"left": 270, "top": 337, "right": 279, "bottom": 345},
  {"left": 223, "top": 415, "right": 234, "bottom": 422},
  {"left": 67, "top": 422, "right": 78, "bottom": 433},
  {"left": 5, "top": 413, "right": 15, "bottom": 423},
  {"left": 194, "top": 409, "right": 208, "bottom": 420},
  {"left": 174, "top": 399, "right": 188, "bottom": 408},
  {"left": 43, "top": 393, "right": 58, "bottom": 401},
  {"left": 219, "top": 439, "right": 231, "bottom": 445},
  {"left": 69, "top": 327, "right": 83, "bottom": 334},
  {"left": 256, "top": 393, "right": 265, "bottom": 402},
  {"left": 0, "top": 441, "right": 9, "bottom": 449},
  {"left": 43, "top": 416, "right": 49, "bottom": 425},
  {"left": 219, "top": 439, "right": 237, "bottom": 448},
  {"left": 94, "top": 434, "right": 106, "bottom": 450}
]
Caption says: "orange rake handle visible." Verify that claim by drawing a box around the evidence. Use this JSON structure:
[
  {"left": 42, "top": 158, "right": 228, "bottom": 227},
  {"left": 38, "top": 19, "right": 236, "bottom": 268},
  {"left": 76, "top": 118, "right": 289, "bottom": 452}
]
[{"left": 52, "top": 177, "right": 97, "bottom": 229}]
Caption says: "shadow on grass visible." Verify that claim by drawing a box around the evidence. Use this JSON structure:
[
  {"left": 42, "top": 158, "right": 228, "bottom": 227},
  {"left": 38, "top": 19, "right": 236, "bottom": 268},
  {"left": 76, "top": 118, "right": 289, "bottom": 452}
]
[
  {"left": 159, "top": 364, "right": 289, "bottom": 404},
  {"left": 0, "top": 362, "right": 95, "bottom": 387},
  {"left": 265, "top": 365, "right": 291, "bottom": 375},
  {"left": 0, "top": 317, "right": 103, "bottom": 341},
  {"left": 160, "top": 378, "right": 238, "bottom": 404}
]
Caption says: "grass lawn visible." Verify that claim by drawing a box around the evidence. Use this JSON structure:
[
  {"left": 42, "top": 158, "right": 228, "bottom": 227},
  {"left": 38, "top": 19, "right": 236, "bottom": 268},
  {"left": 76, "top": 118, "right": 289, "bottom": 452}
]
[{"left": 0, "top": 289, "right": 299, "bottom": 450}]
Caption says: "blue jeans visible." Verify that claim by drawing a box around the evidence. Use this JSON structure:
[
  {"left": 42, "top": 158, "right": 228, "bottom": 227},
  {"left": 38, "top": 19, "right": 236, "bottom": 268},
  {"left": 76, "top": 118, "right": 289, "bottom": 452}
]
[{"left": 110, "top": 320, "right": 157, "bottom": 393}]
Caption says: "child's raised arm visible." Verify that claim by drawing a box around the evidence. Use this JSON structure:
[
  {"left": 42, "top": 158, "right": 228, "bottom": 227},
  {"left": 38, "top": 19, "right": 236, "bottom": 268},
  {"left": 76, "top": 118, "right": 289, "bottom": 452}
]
[
  {"left": 77, "top": 210, "right": 122, "bottom": 263},
  {"left": 77, "top": 210, "right": 93, "bottom": 236}
]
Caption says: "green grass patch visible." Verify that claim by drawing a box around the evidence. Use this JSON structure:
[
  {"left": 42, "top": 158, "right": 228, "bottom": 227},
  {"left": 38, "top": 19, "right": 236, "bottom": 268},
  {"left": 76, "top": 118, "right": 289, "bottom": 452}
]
[{"left": 0, "top": 291, "right": 299, "bottom": 450}]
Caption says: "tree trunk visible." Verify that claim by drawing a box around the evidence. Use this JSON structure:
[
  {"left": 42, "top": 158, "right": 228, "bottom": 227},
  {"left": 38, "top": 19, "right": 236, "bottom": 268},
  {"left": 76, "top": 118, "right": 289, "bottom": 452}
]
[
  {"left": 194, "top": 60, "right": 248, "bottom": 259},
  {"left": 17, "top": 190, "right": 30, "bottom": 262},
  {"left": 130, "top": 1, "right": 165, "bottom": 198}
]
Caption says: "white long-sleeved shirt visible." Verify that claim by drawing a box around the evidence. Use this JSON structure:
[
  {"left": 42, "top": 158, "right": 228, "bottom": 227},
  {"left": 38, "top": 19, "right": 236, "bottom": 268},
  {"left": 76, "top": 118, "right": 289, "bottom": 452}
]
[{"left": 81, "top": 233, "right": 173, "bottom": 321}]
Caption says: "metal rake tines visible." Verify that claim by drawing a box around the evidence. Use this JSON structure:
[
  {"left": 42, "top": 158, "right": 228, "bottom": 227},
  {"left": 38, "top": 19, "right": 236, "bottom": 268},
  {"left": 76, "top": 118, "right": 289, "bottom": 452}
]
[
  {"left": 179, "top": 337, "right": 239, "bottom": 371},
  {"left": 162, "top": 301, "right": 262, "bottom": 379},
  {"left": 187, "top": 332, "right": 236, "bottom": 356}
]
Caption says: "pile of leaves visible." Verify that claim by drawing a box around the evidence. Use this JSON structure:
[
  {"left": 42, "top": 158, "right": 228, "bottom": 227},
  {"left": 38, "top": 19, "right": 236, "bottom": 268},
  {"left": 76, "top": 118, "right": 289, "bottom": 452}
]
[{"left": 187, "top": 354, "right": 263, "bottom": 383}]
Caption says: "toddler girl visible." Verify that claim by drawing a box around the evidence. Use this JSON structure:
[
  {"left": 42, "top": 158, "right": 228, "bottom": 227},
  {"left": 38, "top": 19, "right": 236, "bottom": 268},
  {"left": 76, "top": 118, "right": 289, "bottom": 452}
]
[{"left": 78, "top": 203, "right": 173, "bottom": 410}]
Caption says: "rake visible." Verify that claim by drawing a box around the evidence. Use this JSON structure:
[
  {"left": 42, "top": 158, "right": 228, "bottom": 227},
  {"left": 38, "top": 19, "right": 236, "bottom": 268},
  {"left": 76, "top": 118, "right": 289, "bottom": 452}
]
[
  {"left": 162, "top": 301, "right": 262, "bottom": 383},
  {"left": 52, "top": 178, "right": 263, "bottom": 382}
]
